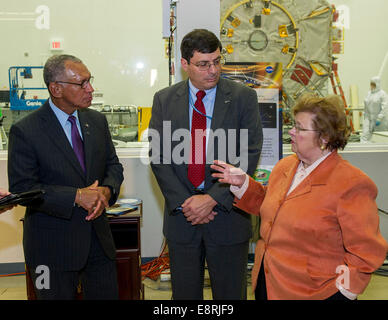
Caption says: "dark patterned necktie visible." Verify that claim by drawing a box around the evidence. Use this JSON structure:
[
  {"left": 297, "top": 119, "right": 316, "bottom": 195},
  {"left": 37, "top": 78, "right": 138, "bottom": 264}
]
[
  {"left": 188, "top": 90, "right": 206, "bottom": 187},
  {"left": 68, "top": 115, "right": 86, "bottom": 173}
]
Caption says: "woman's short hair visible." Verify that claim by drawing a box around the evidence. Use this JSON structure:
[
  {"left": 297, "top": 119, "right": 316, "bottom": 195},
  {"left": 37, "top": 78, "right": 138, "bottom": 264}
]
[
  {"left": 292, "top": 93, "right": 351, "bottom": 150},
  {"left": 43, "top": 54, "right": 82, "bottom": 88},
  {"left": 180, "top": 29, "right": 222, "bottom": 62}
]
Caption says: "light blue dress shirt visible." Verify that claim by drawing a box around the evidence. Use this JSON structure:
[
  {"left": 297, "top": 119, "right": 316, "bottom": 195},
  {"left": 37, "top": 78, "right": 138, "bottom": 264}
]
[
  {"left": 188, "top": 80, "right": 216, "bottom": 130},
  {"left": 48, "top": 98, "right": 83, "bottom": 147},
  {"left": 188, "top": 80, "right": 217, "bottom": 189}
]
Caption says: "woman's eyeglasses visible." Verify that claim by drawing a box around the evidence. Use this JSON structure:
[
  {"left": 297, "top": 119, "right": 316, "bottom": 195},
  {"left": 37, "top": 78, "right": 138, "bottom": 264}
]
[{"left": 293, "top": 123, "right": 318, "bottom": 133}]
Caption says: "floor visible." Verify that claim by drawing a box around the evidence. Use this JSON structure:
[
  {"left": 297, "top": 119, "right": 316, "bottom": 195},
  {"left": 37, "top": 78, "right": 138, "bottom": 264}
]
[{"left": 1, "top": 270, "right": 388, "bottom": 300}]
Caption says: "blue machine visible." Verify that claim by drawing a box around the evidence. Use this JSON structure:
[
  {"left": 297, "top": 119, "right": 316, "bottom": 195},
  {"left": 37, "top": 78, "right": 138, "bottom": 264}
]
[{"left": 8, "top": 66, "right": 47, "bottom": 111}]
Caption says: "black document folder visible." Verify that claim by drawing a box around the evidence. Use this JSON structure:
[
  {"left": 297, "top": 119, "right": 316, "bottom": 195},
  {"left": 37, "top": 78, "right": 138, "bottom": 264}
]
[{"left": 0, "top": 190, "right": 45, "bottom": 209}]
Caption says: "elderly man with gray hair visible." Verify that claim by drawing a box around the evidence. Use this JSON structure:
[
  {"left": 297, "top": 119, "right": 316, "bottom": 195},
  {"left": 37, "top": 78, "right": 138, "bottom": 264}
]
[{"left": 8, "top": 54, "right": 124, "bottom": 299}]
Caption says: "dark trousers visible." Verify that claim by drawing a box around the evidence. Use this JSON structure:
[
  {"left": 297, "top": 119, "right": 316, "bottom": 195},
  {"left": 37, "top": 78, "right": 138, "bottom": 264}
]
[
  {"left": 29, "top": 227, "right": 118, "bottom": 300},
  {"left": 255, "top": 263, "right": 353, "bottom": 301},
  {"left": 255, "top": 263, "right": 267, "bottom": 300},
  {"left": 167, "top": 231, "right": 249, "bottom": 300}
]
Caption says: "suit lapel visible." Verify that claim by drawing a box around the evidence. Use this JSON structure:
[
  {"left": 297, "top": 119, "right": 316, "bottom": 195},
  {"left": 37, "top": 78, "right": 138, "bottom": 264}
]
[
  {"left": 172, "top": 81, "right": 190, "bottom": 132},
  {"left": 210, "top": 78, "right": 232, "bottom": 132},
  {"left": 286, "top": 178, "right": 312, "bottom": 199},
  {"left": 286, "top": 151, "right": 340, "bottom": 200},
  {"left": 279, "top": 156, "right": 300, "bottom": 200},
  {"left": 39, "top": 102, "right": 86, "bottom": 180},
  {"left": 171, "top": 81, "right": 192, "bottom": 190},
  {"left": 78, "top": 110, "right": 92, "bottom": 182}
]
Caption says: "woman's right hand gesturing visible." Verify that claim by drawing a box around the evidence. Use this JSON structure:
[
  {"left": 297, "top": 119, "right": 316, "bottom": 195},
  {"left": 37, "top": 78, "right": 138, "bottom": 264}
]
[{"left": 211, "top": 160, "right": 247, "bottom": 188}]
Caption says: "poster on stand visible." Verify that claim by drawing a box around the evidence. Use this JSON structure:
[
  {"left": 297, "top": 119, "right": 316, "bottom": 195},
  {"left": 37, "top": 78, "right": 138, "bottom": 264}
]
[{"left": 221, "top": 62, "right": 282, "bottom": 185}]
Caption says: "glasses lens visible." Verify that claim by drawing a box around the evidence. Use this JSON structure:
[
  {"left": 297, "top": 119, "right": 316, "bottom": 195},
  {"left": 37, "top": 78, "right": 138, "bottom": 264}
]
[
  {"left": 292, "top": 123, "right": 301, "bottom": 133},
  {"left": 213, "top": 60, "right": 220, "bottom": 67},
  {"left": 195, "top": 59, "right": 222, "bottom": 71},
  {"left": 197, "top": 63, "right": 208, "bottom": 71},
  {"left": 81, "top": 77, "right": 93, "bottom": 89}
]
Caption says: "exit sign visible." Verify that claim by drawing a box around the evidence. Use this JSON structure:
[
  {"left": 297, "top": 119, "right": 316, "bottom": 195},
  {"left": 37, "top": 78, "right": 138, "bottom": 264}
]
[{"left": 50, "top": 39, "right": 63, "bottom": 51}]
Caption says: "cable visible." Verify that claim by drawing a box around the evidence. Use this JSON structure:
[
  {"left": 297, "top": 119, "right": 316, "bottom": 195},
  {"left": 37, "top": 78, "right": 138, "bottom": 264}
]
[
  {"left": 378, "top": 208, "right": 388, "bottom": 215},
  {"left": 141, "top": 240, "right": 170, "bottom": 281},
  {"left": 168, "top": 1, "right": 176, "bottom": 87},
  {"left": 0, "top": 272, "right": 26, "bottom": 277}
]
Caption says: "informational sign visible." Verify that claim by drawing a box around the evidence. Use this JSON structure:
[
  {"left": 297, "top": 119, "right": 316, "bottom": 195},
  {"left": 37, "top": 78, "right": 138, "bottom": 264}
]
[{"left": 222, "top": 62, "right": 282, "bottom": 185}]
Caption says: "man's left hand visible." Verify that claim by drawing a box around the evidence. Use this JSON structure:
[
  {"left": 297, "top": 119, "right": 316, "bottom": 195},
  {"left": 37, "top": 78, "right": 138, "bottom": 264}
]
[
  {"left": 87, "top": 184, "right": 111, "bottom": 221},
  {"left": 77, "top": 180, "right": 111, "bottom": 221}
]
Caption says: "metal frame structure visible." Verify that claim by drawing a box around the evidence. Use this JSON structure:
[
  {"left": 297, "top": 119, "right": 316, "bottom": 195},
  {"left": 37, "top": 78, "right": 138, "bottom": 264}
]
[{"left": 8, "top": 66, "right": 47, "bottom": 111}]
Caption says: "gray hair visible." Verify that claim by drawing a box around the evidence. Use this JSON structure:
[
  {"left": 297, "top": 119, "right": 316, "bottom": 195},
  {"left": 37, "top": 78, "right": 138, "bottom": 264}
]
[{"left": 43, "top": 54, "right": 82, "bottom": 87}]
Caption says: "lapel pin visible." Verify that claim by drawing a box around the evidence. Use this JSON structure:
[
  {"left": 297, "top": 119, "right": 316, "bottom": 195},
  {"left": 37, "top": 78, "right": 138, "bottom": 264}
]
[{"left": 85, "top": 123, "right": 90, "bottom": 134}]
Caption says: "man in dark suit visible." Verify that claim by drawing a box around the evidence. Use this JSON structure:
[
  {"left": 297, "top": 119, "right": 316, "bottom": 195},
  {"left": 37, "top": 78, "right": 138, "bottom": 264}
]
[
  {"left": 8, "top": 54, "right": 124, "bottom": 299},
  {"left": 149, "top": 29, "right": 263, "bottom": 299}
]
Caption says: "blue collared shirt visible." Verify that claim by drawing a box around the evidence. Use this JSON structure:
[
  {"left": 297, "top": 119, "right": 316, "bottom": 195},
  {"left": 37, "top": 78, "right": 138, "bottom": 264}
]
[
  {"left": 188, "top": 80, "right": 217, "bottom": 189},
  {"left": 48, "top": 98, "right": 83, "bottom": 147},
  {"left": 188, "top": 80, "right": 216, "bottom": 131}
]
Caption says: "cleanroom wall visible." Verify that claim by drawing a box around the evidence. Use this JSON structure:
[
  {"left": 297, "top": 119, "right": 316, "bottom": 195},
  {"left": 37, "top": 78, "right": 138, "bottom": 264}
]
[{"left": 1, "top": 0, "right": 388, "bottom": 268}]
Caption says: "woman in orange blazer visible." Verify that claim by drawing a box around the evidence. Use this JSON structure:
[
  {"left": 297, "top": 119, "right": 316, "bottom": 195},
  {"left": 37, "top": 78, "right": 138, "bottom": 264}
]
[{"left": 212, "top": 93, "right": 388, "bottom": 300}]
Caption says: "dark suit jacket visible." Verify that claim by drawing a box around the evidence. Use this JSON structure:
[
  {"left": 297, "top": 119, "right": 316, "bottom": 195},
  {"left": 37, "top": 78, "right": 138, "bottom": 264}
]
[
  {"left": 149, "top": 78, "right": 263, "bottom": 245},
  {"left": 8, "top": 100, "right": 124, "bottom": 271}
]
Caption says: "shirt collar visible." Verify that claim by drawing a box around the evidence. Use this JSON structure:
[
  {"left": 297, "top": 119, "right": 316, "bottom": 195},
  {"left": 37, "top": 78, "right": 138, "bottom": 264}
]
[
  {"left": 48, "top": 98, "right": 79, "bottom": 126},
  {"left": 188, "top": 79, "right": 217, "bottom": 98},
  {"left": 297, "top": 151, "right": 333, "bottom": 176}
]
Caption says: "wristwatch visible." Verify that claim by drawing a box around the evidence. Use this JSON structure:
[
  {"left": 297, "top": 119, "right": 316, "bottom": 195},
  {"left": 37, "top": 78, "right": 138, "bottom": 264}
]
[{"left": 171, "top": 206, "right": 183, "bottom": 216}]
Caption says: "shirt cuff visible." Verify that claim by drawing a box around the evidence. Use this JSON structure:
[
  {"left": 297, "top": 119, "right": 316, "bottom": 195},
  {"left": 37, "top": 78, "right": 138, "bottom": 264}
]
[
  {"left": 338, "top": 285, "right": 357, "bottom": 300},
  {"left": 229, "top": 174, "right": 249, "bottom": 199}
]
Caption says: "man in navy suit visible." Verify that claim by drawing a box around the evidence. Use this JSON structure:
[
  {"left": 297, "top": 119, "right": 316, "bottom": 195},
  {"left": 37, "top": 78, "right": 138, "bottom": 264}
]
[{"left": 8, "top": 54, "right": 124, "bottom": 299}]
